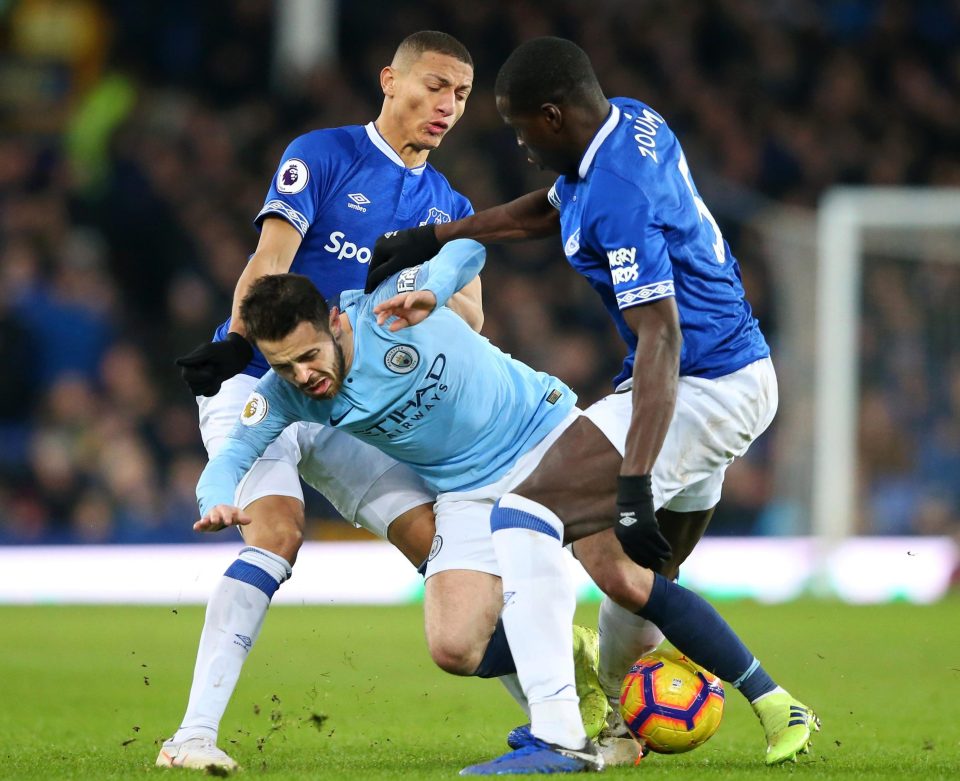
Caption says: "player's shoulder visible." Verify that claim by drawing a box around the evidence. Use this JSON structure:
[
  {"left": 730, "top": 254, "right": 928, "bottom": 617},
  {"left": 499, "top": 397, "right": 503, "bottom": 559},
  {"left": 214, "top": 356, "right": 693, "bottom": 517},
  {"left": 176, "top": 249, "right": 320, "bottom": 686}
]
[
  {"left": 601, "top": 97, "right": 676, "bottom": 171},
  {"left": 590, "top": 99, "right": 675, "bottom": 193},
  {"left": 274, "top": 127, "right": 367, "bottom": 195},
  {"left": 611, "top": 96, "right": 667, "bottom": 124}
]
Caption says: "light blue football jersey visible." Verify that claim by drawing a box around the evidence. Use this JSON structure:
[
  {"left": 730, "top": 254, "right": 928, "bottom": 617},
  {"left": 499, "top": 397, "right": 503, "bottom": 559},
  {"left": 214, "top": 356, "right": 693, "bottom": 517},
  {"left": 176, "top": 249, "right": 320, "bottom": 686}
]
[
  {"left": 197, "top": 240, "right": 576, "bottom": 514},
  {"left": 548, "top": 98, "right": 769, "bottom": 385},
  {"left": 214, "top": 122, "right": 473, "bottom": 377}
]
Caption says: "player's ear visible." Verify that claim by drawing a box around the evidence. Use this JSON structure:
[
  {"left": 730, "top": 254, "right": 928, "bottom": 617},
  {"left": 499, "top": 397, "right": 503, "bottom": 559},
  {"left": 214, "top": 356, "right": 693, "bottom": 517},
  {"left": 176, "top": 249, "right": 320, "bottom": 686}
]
[
  {"left": 381, "top": 66, "right": 395, "bottom": 97},
  {"left": 542, "top": 103, "right": 563, "bottom": 132},
  {"left": 328, "top": 306, "right": 341, "bottom": 335}
]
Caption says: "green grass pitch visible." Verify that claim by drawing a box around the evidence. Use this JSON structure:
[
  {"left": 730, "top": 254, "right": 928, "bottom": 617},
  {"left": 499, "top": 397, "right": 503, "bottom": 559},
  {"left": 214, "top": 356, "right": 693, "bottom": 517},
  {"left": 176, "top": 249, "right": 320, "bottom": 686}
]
[{"left": 2, "top": 599, "right": 958, "bottom": 780}]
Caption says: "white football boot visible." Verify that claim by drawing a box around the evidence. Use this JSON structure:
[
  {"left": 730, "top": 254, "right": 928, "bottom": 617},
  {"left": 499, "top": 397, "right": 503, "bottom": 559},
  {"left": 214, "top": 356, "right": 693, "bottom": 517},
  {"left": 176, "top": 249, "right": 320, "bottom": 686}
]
[{"left": 156, "top": 736, "right": 239, "bottom": 771}]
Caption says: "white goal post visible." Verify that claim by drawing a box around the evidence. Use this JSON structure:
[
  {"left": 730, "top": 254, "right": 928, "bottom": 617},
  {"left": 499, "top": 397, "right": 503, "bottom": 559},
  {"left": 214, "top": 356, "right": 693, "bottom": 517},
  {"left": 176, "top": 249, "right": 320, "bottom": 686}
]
[{"left": 814, "top": 187, "right": 960, "bottom": 543}]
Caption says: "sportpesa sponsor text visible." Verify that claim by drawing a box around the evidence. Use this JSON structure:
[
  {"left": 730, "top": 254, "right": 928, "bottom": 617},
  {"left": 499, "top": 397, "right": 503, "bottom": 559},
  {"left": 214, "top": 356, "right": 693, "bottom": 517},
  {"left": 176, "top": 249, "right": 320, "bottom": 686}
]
[{"left": 323, "top": 230, "right": 373, "bottom": 264}]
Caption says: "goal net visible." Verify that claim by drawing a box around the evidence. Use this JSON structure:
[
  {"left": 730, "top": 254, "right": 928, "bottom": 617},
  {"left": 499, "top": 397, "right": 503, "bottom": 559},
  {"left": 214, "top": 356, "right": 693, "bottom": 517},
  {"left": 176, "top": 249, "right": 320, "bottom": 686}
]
[{"left": 747, "top": 188, "right": 960, "bottom": 539}]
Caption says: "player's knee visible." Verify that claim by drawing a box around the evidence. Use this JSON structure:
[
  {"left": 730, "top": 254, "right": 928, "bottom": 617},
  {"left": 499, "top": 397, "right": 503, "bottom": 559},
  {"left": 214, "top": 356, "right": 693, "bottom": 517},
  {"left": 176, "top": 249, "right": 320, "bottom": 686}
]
[
  {"left": 427, "top": 634, "right": 484, "bottom": 676},
  {"left": 242, "top": 504, "right": 305, "bottom": 564},
  {"left": 270, "top": 522, "right": 305, "bottom": 564},
  {"left": 595, "top": 563, "right": 654, "bottom": 612}
]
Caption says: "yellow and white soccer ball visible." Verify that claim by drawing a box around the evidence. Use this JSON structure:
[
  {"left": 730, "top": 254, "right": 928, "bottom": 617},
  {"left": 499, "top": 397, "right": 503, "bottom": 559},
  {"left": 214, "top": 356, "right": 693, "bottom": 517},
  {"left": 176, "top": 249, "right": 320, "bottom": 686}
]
[{"left": 619, "top": 648, "right": 725, "bottom": 754}]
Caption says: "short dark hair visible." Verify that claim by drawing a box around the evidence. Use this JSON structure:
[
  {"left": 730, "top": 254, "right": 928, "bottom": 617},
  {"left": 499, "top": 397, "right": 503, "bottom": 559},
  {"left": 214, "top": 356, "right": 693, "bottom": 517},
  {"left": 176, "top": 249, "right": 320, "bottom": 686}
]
[
  {"left": 241, "top": 274, "right": 330, "bottom": 344},
  {"left": 395, "top": 30, "right": 473, "bottom": 70},
  {"left": 495, "top": 37, "right": 603, "bottom": 114}
]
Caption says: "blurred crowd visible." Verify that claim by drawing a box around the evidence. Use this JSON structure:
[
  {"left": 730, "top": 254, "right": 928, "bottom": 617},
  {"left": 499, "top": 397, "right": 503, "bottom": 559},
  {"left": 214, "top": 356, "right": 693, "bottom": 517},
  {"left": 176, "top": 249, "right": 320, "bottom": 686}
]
[{"left": 1, "top": 0, "right": 957, "bottom": 544}]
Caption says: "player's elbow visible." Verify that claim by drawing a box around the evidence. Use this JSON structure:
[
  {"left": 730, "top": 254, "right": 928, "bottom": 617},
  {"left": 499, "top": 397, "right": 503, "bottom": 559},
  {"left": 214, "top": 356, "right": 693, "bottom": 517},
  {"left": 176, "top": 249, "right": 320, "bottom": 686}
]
[
  {"left": 447, "top": 279, "right": 484, "bottom": 332},
  {"left": 462, "top": 305, "right": 484, "bottom": 332}
]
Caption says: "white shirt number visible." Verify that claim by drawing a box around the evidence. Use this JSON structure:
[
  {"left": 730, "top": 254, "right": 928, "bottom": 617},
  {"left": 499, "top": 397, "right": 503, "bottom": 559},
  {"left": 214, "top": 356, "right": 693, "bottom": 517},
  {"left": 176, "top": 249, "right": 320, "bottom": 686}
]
[{"left": 678, "top": 152, "right": 725, "bottom": 264}]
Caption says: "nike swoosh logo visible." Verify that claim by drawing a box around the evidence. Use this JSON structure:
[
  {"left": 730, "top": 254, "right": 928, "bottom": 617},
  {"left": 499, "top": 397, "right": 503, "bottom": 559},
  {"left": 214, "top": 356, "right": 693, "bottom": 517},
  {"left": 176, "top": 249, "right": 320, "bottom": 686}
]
[{"left": 329, "top": 405, "right": 354, "bottom": 426}]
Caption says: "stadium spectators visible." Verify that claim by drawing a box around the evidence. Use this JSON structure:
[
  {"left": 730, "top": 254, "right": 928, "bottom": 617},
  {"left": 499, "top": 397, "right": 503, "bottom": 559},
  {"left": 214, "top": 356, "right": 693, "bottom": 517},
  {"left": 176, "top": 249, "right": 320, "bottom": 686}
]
[{"left": 1, "top": 0, "right": 957, "bottom": 542}]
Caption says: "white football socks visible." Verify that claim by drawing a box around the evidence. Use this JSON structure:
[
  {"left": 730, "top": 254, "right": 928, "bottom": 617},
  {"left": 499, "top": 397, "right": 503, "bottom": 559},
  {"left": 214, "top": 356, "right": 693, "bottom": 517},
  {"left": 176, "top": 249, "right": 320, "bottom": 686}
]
[
  {"left": 598, "top": 596, "right": 665, "bottom": 701},
  {"left": 173, "top": 547, "right": 291, "bottom": 743},
  {"left": 498, "top": 673, "right": 530, "bottom": 716},
  {"left": 491, "top": 494, "right": 584, "bottom": 749}
]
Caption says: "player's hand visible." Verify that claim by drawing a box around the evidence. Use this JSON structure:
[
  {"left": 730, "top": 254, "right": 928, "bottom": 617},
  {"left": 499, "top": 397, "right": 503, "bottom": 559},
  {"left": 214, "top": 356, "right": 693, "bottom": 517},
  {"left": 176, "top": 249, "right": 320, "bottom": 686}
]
[
  {"left": 175, "top": 333, "right": 254, "bottom": 396},
  {"left": 373, "top": 290, "right": 438, "bottom": 331},
  {"left": 194, "top": 504, "right": 253, "bottom": 533},
  {"left": 614, "top": 474, "right": 672, "bottom": 571},
  {"left": 365, "top": 225, "right": 441, "bottom": 293}
]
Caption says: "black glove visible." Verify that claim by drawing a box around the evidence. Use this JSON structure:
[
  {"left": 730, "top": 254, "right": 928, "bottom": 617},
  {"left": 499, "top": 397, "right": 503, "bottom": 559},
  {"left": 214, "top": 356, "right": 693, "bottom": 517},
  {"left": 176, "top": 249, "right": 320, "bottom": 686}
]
[
  {"left": 175, "top": 332, "right": 254, "bottom": 397},
  {"left": 614, "top": 474, "right": 672, "bottom": 571},
  {"left": 365, "top": 225, "right": 441, "bottom": 293}
]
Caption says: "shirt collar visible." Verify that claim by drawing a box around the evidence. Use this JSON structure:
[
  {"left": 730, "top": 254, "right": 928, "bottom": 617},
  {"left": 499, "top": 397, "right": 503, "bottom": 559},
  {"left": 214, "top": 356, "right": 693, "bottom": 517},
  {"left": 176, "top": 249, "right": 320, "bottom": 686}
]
[
  {"left": 365, "top": 122, "right": 426, "bottom": 175},
  {"left": 577, "top": 104, "right": 620, "bottom": 180}
]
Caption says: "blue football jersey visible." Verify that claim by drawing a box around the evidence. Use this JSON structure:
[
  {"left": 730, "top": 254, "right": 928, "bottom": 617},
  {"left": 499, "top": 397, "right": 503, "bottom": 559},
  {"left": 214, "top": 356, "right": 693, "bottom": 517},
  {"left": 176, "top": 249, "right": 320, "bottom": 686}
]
[
  {"left": 214, "top": 122, "right": 473, "bottom": 377},
  {"left": 197, "top": 240, "right": 576, "bottom": 513},
  {"left": 548, "top": 98, "right": 769, "bottom": 385}
]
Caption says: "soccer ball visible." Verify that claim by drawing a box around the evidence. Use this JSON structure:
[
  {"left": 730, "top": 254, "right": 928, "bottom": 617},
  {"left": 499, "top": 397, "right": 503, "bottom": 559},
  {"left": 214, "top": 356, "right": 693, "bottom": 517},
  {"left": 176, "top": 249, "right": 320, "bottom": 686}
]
[{"left": 619, "top": 648, "right": 725, "bottom": 754}]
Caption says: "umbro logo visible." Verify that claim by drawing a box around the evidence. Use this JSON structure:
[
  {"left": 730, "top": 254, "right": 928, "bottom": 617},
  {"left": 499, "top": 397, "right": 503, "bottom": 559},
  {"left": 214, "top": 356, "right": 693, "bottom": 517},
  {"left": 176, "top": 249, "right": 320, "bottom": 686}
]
[{"left": 347, "top": 192, "right": 370, "bottom": 212}]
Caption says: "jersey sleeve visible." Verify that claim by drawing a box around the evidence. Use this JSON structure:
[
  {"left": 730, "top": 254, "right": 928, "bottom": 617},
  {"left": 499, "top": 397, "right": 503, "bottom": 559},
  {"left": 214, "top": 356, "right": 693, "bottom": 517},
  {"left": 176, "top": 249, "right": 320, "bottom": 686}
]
[
  {"left": 254, "top": 133, "right": 325, "bottom": 237},
  {"left": 368, "top": 239, "right": 486, "bottom": 310},
  {"left": 195, "top": 374, "right": 301, "bottom": 515},
  {"left": 454, "top": 191, "right": 474, "bottom": 219},
  {"left": 585, "top": 171, "right": 674, "bottom": 310}
]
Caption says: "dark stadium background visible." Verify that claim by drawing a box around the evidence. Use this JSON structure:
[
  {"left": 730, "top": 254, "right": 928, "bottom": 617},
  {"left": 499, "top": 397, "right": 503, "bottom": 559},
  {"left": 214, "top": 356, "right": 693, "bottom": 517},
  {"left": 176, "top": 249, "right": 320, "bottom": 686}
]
[{"left": 1, "top": 0, "right": 957, "bottom": 555}]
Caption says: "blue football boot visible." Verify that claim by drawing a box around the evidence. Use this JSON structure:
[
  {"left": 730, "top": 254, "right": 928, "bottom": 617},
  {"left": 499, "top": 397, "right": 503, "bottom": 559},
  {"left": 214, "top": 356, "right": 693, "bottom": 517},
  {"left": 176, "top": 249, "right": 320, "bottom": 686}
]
[{"left": 460, "top": 736, "right": 603, "bottom": 775}]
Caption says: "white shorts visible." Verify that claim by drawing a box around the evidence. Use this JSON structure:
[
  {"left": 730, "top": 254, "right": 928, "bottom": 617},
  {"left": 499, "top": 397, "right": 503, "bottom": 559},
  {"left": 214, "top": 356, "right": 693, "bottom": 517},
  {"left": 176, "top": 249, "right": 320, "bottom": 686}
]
[
  {"left": 197, "top": 373, "right": 434, "bottom": 539},
  {"left": 423, "top": 409, "right": 582, "bottom": 580},
  {"left": 583, "top": 357, "right": 778, "bottom": 512}
]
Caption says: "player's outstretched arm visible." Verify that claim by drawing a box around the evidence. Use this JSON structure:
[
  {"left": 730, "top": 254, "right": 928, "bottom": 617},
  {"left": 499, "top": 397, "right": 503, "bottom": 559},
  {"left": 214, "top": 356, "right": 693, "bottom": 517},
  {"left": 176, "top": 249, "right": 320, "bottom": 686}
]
[
  {"left": 365, "top": 189, "right": 557, "bottom": 292},
  {"left": 435, "top": 187, "right": 560, "bottom": 244},
  {"left": 195, "top": 392, "right": 292, "bottom": 528},
  {"left": 194, "top": 504, "right": 253, "bottom": 533},
  {"left": 371, "top": 239, "right": 485, "bottom": 331}
]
